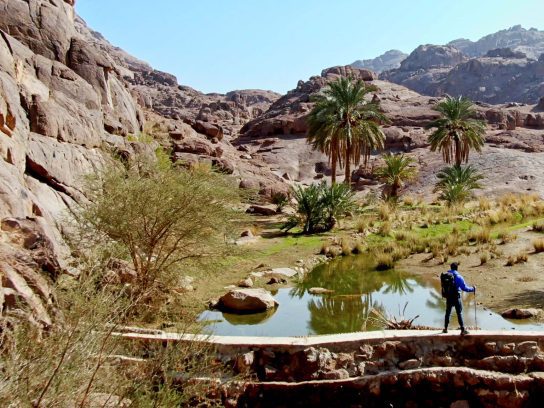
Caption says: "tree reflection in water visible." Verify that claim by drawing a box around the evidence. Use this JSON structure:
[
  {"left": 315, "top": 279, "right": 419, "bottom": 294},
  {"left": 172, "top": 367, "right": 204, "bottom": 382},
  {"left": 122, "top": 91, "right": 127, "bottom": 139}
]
[{"left": 290, "top": 254, "right": 427, "bottom": 334}]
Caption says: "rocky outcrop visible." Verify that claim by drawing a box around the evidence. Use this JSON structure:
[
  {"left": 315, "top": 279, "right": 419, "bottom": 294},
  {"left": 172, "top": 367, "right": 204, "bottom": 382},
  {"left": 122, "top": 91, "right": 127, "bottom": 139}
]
[
  {"left": 448, "top": 25, "right": 544, "bottom": 59},
  {"left": 351, "top": 50, "right": 408, "bottom": 73},
  {"left": 379, "top": 26, "right": 544, "bottom": 104}
]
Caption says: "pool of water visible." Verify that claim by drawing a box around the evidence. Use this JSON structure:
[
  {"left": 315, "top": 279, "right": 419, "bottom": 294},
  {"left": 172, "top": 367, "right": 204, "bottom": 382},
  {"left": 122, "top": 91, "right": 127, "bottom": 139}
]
[{"left": 199, "top": 255, "right": 544, "bottom": 336}]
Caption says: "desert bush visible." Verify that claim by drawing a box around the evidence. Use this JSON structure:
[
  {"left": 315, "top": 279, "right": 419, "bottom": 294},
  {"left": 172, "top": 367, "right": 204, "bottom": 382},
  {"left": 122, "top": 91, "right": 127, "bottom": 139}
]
[
  {"left": 445, "top": 235, "right": 461, "bottom": 256},
  {"left": 394, "top": 231, "right": 410, "bottom": 241},
  {"left": 532, "top": 221, "right": 544, "bottom": 233},
  {"left": 0, "top": 270, "right": 219, "bottom": 407},
  {"left": 478, "top": 197, "right": 492, "bottom": 211},
  {"left": 378, "top": 221, "right": 392, "bottom": 237},
  {"left": 506, "top": 252, "right": 528, "bottom": 266},
  {"left": 497, "top": 230, "right": 517, "bottom": 245},
  {"left": 75, "top": 152, "right": 238, "bottom": 300},
  {"left": 533, "top": 238, "right": 544, "bottom": 253},
  {"left": 479, "top": 252, "right": 490, "bottom": 265},
  {"left": 374, "top": 252, "right": 395, "bottom": 271},
  {"left": 378, "top": 201, "right": 394, "bottom": 221},
  {"left": 468, "top": 227, "right": 491, "bottom": 244},
  {"left": 341, "top": 239, "right": 354, "bottom": 256},
  {"left": 271, "top": 192, "right": 289, "bottom": 213},
  {"left": 499, "top": 193, "right": 519, "bottom": 208},
  {"left": 283, "top": 182, "right": 355, "bottom": 234},
  {"left": 352, "top": 240, "right": 365, "bottom": 254},
  {"left": 402, "top": 195, "right": 417, "bottom": 207}
]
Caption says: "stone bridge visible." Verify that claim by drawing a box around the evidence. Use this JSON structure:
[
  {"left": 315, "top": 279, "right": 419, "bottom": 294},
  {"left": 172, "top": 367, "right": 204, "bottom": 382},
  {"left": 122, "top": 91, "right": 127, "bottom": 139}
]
[{"left": 117, "top": 330, "right": 544, "bottom": 407}]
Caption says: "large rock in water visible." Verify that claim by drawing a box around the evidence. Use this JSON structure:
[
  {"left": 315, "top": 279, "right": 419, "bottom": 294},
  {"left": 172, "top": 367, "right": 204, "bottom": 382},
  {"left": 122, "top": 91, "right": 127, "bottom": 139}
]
[
  {"left": 218, "top": 288, "right": 278, "bottom": 313},
  {"left": 501, "top": 308, "right": 541, "bottom": 319}
]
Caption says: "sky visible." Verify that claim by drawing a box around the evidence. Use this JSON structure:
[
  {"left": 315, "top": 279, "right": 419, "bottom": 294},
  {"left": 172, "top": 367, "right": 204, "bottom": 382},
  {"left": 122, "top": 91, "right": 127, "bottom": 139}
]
[{"left": 76, "top": 0, "right": 544, "bottom": 94}]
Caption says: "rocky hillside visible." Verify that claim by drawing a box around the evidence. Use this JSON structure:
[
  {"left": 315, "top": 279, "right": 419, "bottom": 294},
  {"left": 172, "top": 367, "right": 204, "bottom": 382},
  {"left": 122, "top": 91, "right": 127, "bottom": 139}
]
[
  {"left": 379, "top": 26, "right": 544, "bottom": 104},
  {"left": 351, "top": 50, "right": 408, "bottom": 73},
  {"left": 0, "top": 0, "right": 286, "bottom": 326},
  {"left": 448, "top": 25, "right": 544, "bottom": 59},
  {"left": 240, "top": 65, "right": 544, "bottom": 196}
]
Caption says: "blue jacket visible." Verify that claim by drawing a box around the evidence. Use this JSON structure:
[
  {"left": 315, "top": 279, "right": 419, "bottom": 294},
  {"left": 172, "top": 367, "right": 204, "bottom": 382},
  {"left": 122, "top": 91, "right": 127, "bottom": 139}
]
[{"left": 449, "top": 270, "right": 475, "bottom": 293}]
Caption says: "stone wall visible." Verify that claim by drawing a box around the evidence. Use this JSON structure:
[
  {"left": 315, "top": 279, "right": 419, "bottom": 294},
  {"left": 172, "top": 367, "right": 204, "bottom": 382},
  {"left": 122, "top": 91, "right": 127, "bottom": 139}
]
[{"left": 118, "top": 330, "right": 544, "bottom": 407}]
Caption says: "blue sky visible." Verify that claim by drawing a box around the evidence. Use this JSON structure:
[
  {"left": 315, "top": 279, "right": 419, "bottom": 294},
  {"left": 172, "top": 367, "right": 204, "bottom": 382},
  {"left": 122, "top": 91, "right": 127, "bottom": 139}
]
[{"left": 77, "top": 0, "right": 544, "bottom": 94}]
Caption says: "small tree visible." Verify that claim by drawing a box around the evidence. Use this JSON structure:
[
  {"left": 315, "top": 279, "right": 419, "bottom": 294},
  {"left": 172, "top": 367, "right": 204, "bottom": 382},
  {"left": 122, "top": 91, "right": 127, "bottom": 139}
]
[
  {"left": 426, "top": 96, "right": 486, "bottom": 166},
  {"left": 375, "top": 153, "right": 418, "bottom": 200},
  {"left": 434, "top": 165, "right": 484, "bottom": 206},
  {"left": 283, "top": 182, "right": 355, "bottom": 234},
  {"left": 76, "top": 152, "right": 238, "bottom": 297},
  {"left": 307, "top": 77, "right": 388, "bottom": 184}
]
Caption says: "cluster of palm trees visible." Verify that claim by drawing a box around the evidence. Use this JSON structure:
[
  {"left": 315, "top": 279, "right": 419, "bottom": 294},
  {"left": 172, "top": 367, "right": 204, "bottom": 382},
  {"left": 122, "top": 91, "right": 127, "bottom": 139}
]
[{"left": 306, "top": 76, "right": 486, "bottom": 205}]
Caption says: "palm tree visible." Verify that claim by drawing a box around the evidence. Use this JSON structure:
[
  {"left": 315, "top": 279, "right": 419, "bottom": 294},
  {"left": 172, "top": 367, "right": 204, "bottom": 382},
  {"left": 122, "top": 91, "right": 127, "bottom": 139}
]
[
  {"left": 434, "top": 165, "right": 484, "bottom": 205},
  {"left": 426, "top": 96, "right": 486, "bottom": 166},
  {"left": 307, "top": 77, "right": 387, "bottom": 184},
  {"left": 375, "top": 153, "right": 418, "bottom": 200}
]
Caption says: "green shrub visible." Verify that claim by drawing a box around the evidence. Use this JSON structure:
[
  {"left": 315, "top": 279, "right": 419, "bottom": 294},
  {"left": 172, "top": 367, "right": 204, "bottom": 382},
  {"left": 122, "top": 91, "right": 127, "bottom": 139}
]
[
  {"left": 434, "top": 165, "right": 484, "bottom": 206},
  {"left": 283, "top": 182, "right": 356, "bottom": 234},
  {"left": 75, "top": 152, "right": 238, "bottom": 299}
]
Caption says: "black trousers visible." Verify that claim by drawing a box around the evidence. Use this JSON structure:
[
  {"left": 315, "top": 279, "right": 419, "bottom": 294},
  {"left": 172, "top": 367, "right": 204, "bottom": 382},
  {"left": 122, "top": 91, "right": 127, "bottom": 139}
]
[{"left": 444, "top": 296, "right": 464, "bottom": 329}]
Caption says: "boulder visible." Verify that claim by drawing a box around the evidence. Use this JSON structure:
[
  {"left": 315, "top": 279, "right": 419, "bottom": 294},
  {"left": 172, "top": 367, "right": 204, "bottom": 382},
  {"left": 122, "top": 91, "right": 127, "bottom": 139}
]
[
  {"left": 501, "top": 308, "right": 541, "bottom": 319},
  {"left": 237, "top": 277, "right": 254, "bottom": 288},
  {"left": 246, "top": 205, "right": 277, "bottom": 216},
  {"left": 217, "top": 288, "right": 278, "bottom": 313}
]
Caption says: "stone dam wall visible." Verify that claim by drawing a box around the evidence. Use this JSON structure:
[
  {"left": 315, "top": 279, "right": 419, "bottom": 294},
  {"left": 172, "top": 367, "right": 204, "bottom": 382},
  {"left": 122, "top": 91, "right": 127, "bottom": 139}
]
[{"left": 118, "top": 330, "right": 544, "bottom": 407}]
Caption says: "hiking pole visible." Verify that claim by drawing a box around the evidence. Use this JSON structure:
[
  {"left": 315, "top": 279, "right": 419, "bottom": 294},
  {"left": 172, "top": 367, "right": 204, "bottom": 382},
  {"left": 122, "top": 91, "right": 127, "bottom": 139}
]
[{"left": 474, "top": 289, "right": 478, "bottom": 330}]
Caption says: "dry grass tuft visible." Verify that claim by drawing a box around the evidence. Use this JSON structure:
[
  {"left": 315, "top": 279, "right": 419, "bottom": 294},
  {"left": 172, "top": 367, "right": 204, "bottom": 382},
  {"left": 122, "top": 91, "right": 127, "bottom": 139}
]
[
  {"left": 374, "top": 252, "right": 395, "bottom": 271},
  {"left": 533, "top": 238, "right": 544, "bottom": 253},
  {"left": 478, "top": 197, "right": 492, "bottom": 211},
  {"left": 532, "top": 221, "right": 544, "bottom": 233},
  {"left": 479, "top": 252, "right": 489, "bottom": 265},
  {"left": 468, "top": 227, "right": 491, "bottom": 244},
  {"left": 497, "top": 230, "right": 517, "bottom": 245},
  {"left": 506, "top": 251, "right": 528, "bottom": 266}
]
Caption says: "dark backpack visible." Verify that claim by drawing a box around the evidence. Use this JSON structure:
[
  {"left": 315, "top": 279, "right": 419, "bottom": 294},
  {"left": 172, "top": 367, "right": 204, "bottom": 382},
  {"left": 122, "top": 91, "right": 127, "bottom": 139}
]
[{"left": 440, "top": 272, "right": 457, "bottom": 298}]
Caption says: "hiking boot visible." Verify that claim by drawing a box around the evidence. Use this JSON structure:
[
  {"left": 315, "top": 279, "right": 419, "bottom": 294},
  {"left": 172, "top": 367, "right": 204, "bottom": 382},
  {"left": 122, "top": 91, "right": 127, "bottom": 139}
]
[
  {"left": 460, "top": 328, "right": 470, "bottom": 335},
  {"left": 442, "top": 329, "right": 448, "bottom": 333}
]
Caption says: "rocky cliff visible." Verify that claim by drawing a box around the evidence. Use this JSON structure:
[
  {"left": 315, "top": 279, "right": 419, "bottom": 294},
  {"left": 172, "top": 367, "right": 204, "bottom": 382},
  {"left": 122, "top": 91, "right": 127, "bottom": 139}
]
[
  {"left": 448, "top": 25, "right": 544, "bottom": 59},
  {"left": 0, "top": 0, "right": 285, "bottom": 326},
  {"left": 351, "top": 50, "right": 408, "bottom": 73}
]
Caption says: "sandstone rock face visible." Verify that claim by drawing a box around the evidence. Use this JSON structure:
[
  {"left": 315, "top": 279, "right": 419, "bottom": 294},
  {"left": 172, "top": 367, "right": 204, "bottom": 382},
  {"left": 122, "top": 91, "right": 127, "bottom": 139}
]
[{"left": 217, "top": 288, "right": 278, "bottom": 313}]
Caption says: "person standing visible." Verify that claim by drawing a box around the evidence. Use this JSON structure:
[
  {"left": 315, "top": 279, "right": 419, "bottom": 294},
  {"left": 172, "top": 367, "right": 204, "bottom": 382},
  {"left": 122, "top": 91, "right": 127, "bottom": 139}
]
[{"left": 441, "top": 262, "right": 475, "bottom": 335}]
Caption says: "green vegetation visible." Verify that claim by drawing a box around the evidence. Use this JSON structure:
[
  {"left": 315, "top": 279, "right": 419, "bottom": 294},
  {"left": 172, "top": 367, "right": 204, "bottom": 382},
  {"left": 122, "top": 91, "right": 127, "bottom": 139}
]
[
  {"left": 434, "top": 165, "right": 484, "bottom": 205},
  {"left": 76, "top": 153, "right": 238, "bottom": 300},
  {"left": 426, "top": 96, "right": 486, "bottom": 166},
  {"left": 307, "top": 77, "right": 387, "bottom": 184},
  {"left": 375, "top": 153, "right": 418, "bottom": 200},
  {"left": 283, "top": 182, "right": 356, "bottom": 234},
  {"left": 0, "top": 150, "right": 241, "bottom": 406}
]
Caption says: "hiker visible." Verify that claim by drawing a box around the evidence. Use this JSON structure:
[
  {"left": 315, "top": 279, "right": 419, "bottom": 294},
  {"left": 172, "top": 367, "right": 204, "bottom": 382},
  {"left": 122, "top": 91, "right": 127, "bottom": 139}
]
[{"left": 441, "top": 262, "right": 475, "bottom": 335}]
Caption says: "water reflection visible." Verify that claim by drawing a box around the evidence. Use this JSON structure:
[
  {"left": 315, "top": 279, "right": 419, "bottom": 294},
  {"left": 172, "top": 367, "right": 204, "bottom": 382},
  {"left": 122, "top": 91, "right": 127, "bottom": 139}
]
[{"left": 199, "top": 254, "right": 544, "bottom": 336}]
